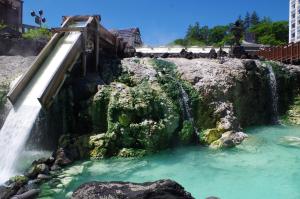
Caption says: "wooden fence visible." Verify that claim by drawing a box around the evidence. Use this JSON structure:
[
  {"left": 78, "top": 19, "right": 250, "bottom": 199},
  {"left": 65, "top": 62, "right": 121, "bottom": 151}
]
[{"left": 257, "top": 42, "right": 300, "bottom": 63}]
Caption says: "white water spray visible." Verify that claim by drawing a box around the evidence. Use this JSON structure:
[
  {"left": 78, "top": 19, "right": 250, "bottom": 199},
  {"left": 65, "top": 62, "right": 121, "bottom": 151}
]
[
  {"left": 267, "top": 65, "right": 279, "bottom": 124},
  {"left": 0, "top": 32, "right": 81, "bottom": 183}
]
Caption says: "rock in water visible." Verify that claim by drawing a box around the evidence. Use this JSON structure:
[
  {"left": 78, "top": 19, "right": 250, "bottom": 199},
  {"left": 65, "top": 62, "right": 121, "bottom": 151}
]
[
  {"left": 71, "top": 180, "right": 195, "bottom": 199},
  {"left": 279, "top": 136, "right": 300, "bottom": 148}
]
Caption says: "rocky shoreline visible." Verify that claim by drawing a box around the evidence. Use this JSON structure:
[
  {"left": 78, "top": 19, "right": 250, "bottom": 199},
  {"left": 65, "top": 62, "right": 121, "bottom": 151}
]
[{"left": 1, "top": 55, "right": 300, "bottom": 198}]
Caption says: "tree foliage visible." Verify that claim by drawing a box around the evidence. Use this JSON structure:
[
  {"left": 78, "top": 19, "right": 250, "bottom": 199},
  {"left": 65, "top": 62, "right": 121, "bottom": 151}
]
[
  {"left": 22, "top": 28, "right": 52, "bottom": 40},
  {"left": 171, "top": 11, "right": 288, "bottom": 47},
  {"left": 249, "top": 21, "right": 288, "bottom": 45}
]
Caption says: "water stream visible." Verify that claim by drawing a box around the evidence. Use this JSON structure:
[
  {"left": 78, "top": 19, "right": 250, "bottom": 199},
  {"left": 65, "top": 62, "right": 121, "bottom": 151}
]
[
  {"left": 171, "top": 76, "right": 199, "bottom": 136},
  {"left": 0, "top": 32, "right": 81, "bottom": 183},
  {"left": 267, "top": 65, "right": 279, "bottom": 123}
]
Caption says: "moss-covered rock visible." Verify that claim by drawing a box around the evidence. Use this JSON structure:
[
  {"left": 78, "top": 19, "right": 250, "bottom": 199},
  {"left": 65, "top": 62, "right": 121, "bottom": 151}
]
[
  {"left": 90, "top": 86, "right": 112, "bottom": 132},
  {"left": 281, "top": 95, "right": 300, "bottom": 125},
  {"left": 268, "top": 61, "right": 300, "bottom": 115},
  {"left": 9, "top": 175, "right": 28, "bottom": 187},
  {"left": 178, "top": 121, "right": 194, "bottom": 144},
  {"left": 106, "top": 82, "right": 179, "bottom": 152},
  {"left": 200, "top": 128, "right": 226, "bottom": 145},
  {"left": 117, "top": 148, "right": 147, "bottom": 158}
]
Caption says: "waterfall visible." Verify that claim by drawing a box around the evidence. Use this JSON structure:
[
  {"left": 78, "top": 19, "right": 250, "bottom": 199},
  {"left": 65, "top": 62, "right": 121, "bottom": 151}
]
[
  {"left": 0, "top": 104, "right": 41, "bottom": 183},
  {"left": 267, "top": 65, "right": 279, "bottom": 124},
  {"left": 0, "top": 32, "right": 81, "bottom": 184},
  {"left": 177, "top": 82, "right": 199, "bottom": 136}
]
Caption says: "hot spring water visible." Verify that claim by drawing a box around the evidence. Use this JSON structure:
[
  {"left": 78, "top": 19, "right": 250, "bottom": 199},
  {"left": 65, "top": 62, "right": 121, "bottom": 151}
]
[
  {"left": 0, "top": 32, "right": 81, "bottom": 183},
  {"left": 40, "top": 125, "right": 300, "bottom": 199}
]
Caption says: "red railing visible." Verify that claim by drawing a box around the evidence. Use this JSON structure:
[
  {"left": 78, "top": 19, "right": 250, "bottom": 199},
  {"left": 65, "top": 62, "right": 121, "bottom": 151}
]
[{"left": 257, "top": 42, "right": 300, "bottom": 63}]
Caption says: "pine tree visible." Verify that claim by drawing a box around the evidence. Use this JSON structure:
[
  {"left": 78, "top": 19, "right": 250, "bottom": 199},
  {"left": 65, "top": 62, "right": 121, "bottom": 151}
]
[
  {"left": 244, "top": 12, "right": 251, "bottom": 30},
  {"left": 250, "top": 11, "right": 260, "bottom": 26}
]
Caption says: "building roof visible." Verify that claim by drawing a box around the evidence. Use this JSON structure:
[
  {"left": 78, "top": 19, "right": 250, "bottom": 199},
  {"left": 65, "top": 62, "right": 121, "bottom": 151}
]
[
  {"left": 0, "top": 0, "right": 22, "bottom": 8},
  {"left": 110, "top": 28, "right": 141, "bottom": 36},
  {"left": 110, "top": 28, "right": 143, "bottom": 48}
]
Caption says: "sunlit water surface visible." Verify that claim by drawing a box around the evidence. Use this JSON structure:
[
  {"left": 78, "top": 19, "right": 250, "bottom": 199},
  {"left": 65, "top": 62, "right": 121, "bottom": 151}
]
[{"left": 40, "top": 125, "right": 300, "bottom": 199}]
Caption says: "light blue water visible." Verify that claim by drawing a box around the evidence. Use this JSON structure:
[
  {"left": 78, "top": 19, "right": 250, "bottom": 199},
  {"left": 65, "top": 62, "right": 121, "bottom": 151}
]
[{"left": 40, "top": 125, "right": 300, "bottom": 199}]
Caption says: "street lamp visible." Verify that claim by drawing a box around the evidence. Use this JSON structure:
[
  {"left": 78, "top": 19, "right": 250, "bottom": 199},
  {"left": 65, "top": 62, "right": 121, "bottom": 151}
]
[{"left": 31, "top": 10, "right": 46, "bottom": 27}]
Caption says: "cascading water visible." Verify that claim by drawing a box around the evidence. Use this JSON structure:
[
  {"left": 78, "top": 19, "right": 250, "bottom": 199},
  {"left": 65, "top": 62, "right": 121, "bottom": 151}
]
[
  {"left": 177, "top": 81, "right": 199, "bottom": 136},
  {"left": 0, "top": 32, "right": 81, "bottom": 184},
  {"left": 267, "top": 65, "right": 279, "bottom": 124}
]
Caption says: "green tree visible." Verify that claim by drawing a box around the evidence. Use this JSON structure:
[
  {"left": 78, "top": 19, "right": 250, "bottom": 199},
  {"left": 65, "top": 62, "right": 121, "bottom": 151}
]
[
  {"left": 244, "top": 12, "right": 251, "bottom": 30},
  {"left": 250, "top": 11, "right": 260, "bottom": 26},
  {"left": 250, "top": 20, "right": 288, "bottom": 45},
  {"left": 172, "top": 39, "right": 187, "bottom": 46},
  {"left": 199, "top": 25, "right": 210, "bottom": 43},
  {"left": 208, "top": 26, "right": 228, "bottom": 45},
  {"left": 272, "top": 21, "right": 288, "bottom": 44},
  {"left": 185, "top": 22, "right": 202, "bottom": 41}
]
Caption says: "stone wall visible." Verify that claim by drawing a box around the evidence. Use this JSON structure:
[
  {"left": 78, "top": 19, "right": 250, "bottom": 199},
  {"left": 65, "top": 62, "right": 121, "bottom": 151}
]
[{"left": 0, "top": 38, "right": 46, "bottom": 56}]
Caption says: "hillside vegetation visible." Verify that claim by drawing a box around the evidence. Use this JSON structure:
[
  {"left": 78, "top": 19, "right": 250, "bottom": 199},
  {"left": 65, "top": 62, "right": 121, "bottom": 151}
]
[{"left": 172, "top": 11, "right": 288, "bottom": 47}]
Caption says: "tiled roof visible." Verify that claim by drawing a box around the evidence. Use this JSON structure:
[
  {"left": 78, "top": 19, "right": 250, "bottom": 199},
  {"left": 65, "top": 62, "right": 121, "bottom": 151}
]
[{"left": 110, "top": 28, "right": 143, "bottom": 47}]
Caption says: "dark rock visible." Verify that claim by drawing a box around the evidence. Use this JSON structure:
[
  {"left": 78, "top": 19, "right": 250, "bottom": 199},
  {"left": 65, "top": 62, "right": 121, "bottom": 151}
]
[
  {"left": 71, "top": 180, "right": 195, "bottom": 199},
  {"left": 37, "top": 174, "right": 51, "bottom": 181},
  {"left": 222, "top": 138, "right": 235, "bottom": 148},
  {"left": 0, "top": 185, "right": 17, "bottom": 199},
  {"left": 209, "top": 48, "right": 218, "bottom": 59},
  {"left": 180, "top": 49, "right": 194, "bottom": 59},
  {"left": 217, "top": 48, "right": 228, "bottom": 57},
  {"left": 206, "top": 197, "right": 220, "bottom": 199},
  {"left": 161, "top": 52, "right": 170, "bottom": 58},
  {"left": 54, "top": 148, "right": 72, "bottom": 166},
  {"left": 31, "top": 157, "right": 48, "bottom": 165},
  {"left": 50, "top": 164, "right": 61, "bottom": 171},
  {"left": 135, "top": 52, "right": 143, "bottom": 58},
  {"left": 11, "top": 189, "right": 40, "bottom": 199},
  {"left": 240, "top": 54, "right": 248, "bottom": 59},
  {"left": 230, "top": 46, "right": 246, "bottom": 58},
  {"left": 243, "top": 60, "right": 257, "bottom": 71},
  {"left": 26, "top": 163, "right": 49, "bottom": 179}
]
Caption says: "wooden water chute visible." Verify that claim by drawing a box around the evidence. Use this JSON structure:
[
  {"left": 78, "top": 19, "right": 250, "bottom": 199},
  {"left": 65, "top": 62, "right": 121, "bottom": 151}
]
[{"left": 7, "top": 15, "right": 128, "bottom": 109}]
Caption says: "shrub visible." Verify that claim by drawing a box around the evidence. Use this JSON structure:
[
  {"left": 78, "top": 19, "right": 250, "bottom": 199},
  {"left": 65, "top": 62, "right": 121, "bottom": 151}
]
[{"left": 23, "top": 28, "right": 52, "bottom": 40}]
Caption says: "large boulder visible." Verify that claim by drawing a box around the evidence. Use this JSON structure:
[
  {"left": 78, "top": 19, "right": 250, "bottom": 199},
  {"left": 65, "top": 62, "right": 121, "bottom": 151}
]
[
  {"left": 89, "top": 81, "right": 179, "bottom": 158},
  {"left": 71, "top": 180, "right": 195, "bottom": 199}
]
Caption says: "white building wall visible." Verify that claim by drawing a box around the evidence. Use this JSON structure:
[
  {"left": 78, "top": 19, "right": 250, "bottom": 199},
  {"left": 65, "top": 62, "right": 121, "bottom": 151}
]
[{"left": 289, "top": 0, "right": 300, "bottom": 43}]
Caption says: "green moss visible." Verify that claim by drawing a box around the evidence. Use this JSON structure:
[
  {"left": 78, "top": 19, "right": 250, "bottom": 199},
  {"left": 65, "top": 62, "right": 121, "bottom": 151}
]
[
  {"left": 87, "top": 58, "right": 223, "bottom": 157},
  {"left": 105, "top": 82, "right": 179, "bottom": 152},
  {"left": 265, "top": 61, "right": 297, "bottom": 115},
  {"left": 117, "top": 148, "right": 147, "bottom": 158},
  {"left": 281, "top": 95, "right": 300, "bottom": 125},
  {"left": 179, "top": 120, "right": 194, "bottom": 144},
  {"left": 117, "top": 71, "right": 136, "bottom": 87},
  {"left": 199, "top": 128, "right": 226, "bottom": 145},
  {"left": 133, "top": 59, "right": 140, "bottom": 64},
  {"left": 0, "top": 84, "right": 9, "bottom": 111},
  {"left": 0, "top": 22, "right": 7, "bottom": 30},
  {"left": 90, "top": 86, "right": 112, "bottom": 132},
  {"left": 10, "top": 175, "right": 28, "bottom": 186}
]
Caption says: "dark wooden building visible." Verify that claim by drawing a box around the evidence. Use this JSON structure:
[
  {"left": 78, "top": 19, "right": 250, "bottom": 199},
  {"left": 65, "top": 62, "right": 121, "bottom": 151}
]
[
  {"left": 111, "top": 28, "right": 143, "bottom": 48},
  {"left": 0, "top": 0, "right": 23, "bottom": 31}
]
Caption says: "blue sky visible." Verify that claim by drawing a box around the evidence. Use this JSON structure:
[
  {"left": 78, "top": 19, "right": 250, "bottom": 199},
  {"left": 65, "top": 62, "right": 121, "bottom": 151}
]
[{"left": 23, "top": 0, "right": 289, "bottom": 46}]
